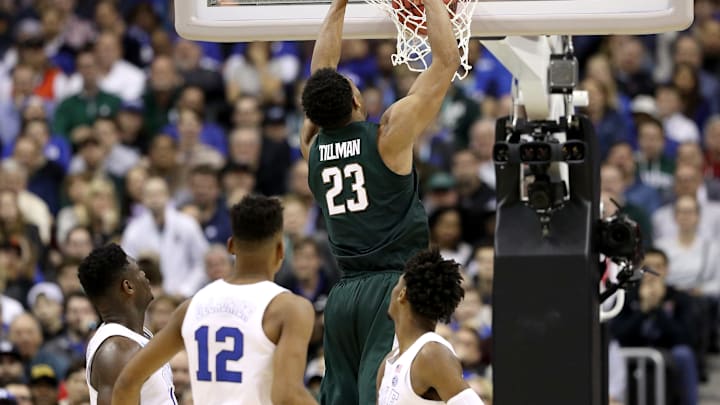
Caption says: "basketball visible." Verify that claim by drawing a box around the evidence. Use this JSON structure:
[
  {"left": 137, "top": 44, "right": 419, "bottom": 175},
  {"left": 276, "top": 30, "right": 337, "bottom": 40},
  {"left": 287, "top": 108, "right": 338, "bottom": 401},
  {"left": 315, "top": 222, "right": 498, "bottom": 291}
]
[{"left": 391, "top": 0, "right": 457, "bottom": 36}]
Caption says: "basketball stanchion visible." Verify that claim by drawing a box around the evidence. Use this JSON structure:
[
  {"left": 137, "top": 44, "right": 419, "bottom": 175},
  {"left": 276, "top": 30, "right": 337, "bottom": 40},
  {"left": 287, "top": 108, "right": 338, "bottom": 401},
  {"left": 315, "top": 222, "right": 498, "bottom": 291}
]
[{"left": 362, "top": 0, "right": 477, "bottom": 80}]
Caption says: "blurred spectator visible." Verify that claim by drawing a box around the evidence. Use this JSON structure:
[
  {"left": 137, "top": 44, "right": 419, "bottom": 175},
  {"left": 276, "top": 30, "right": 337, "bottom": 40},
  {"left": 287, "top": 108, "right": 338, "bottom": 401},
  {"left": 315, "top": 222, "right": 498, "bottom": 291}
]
[
  {"left": 606, "top": 141, "right": 663, "bottom": 214},
  {"left": 655, "top": 85, "right": 701, "bottom": 147},
  {"left": 54, "top": 261, "right": 82, "bottom": 297},
  {"left": 584, "top": 53, "right": 632, "bottom": 122},
  {"left": 429, "top": 207, "right": 473, "bottom": 266},
  {"left": 28, "top": 363, "right": 59, "bottom": 405},
  {"left": 175, "top": 108, "right": 224, "bottom": 171},
  {"left": 0, "top": 237, "right": 35, "bottom": 305},
  {"left": 116, "top": 100, "right": 148, "bottom": 152},
  {"left": 169, "top": 351, "right": 190, "bottom": 404},
  {"left": 5, "top": 382, "right": 31, "bottom": 405},
  {"left": 0, "top": 188, "right": 44, "bottom": 269},
  {"left": 656, "top": 195, "right": 720, "bottom": 295},
  {"left": 16, "top": 34, "right": 71, "bottom": 103},
  {"left": 231, "top": 95, "right": 263, "bottom": 129},
  {"left": 672, "top": 35, "right": 720, "bottom": 113},
  {"left": 223, "top": 41, "right": 284, "bottom": 104},
  {"left": 6, "top": 118, "right": 71, "bottom": 173},
  {"left": 611, "top": 247, "right": 699, "bottom": 405},
  {"left": 43, "top": 292, "right": 97, "bottom": 367},
  {"left": 8, "top": 313, "right": 69, "bottom": 381},
  {"left": 413, "top": 118, "right": 453, "bottom": 173},
  {"left": 471, "top": 244, "right": 494, "bottom": 305},
  {"left": 146, "top": 134, "right": 183, "bottom": 196},
  {"left": 286, "top": 160, "right": 322, "bottom": 233},
  {"left": 0, "top": 340, "right": 25, "bottom": 386},
  {"left": 67, "top": 134, "right": 107, "bottom": 179},
  {"left": 173, "top": 40, "right": 224, "bottom": 110},
  {"left": 579, "top": 77, "right": 630, "bottom": 160},
  {"left": 219, "top": 163, "right": 256, "bottom": 200},
  {"left": 0, "top": 65, "right": 53, "bottom": 148},
  {"left": 256, "top": 106, "right": 292, "bottom": 196},
  {"left": 121, "top": 177, "right": 209, "bottom": 296},
  {"left": 468, "top": 118, "right": 496, "bottom": 189},
  {"left": 0, "top": 160, "right": 52, "bottom": 245},
  {"left": 61, "top": 361, "right": 89, "bottom": 405},
  {"left": 12, "top": 135, "right": 64, "bottom": 215},
  {"left": 88, "top": 117, "right": 140, "bottom": 178},
  {"left": 635, "top": 118, "right": 675, "bottom": 196},
  {"left": 228, "top": 127, "right": 262, "bottom": 171},
  {"left": 672, "top": 62, "right": 716, "bottom": 129},
  {"left": 704, "top": 115, "right": 720, "bottom": 179},
  {"left": 422, "top": 172, "right": 459, "bottom": 214},
  {"left": 92, "top": 32, "right": 145, "bottom": 102},
  {"left": 467, "top": 376, "right": 493, "bottom": 405},
  {"left": 142, "top": 55, "right": 182, "bottom": 137},
  {"left": 55, "top": 179, "right": 120, "bottom": 247},
  {"left": 611, "top": 36, "right": 655, "bottom": 98},
  {"left": 600, "top": 164, "right": 653, "bottom": 243},
  {"left": 121, "top": 165, "right": 148, "bottom": 221},
  {"left": 162, "top": 86, "right": 227, "bottom": 156},
  {"left": 452, "top": 149, "right": 496, "bottom": 245},
  {"left": 608, "top": 340, "right": 627, "bottom": 405},
  {"left": 145, "top": 295, "right": 181, "bottom": 334},
  {"left": 203, "top": 244, "right": 232, "bottom": 282},
  {"left": 27, "top": 283, "right": 64, "bottom": 341},
  {"left": 54, "top": 49, "right": 121, "bottom": 140},
  {"left": 452, "top": 326, "right": 489, "bottom": 380},
  {"left": 439, "top": 85, "right": 481, "bottom": 149},
  {"left": 279, "top": 237, "right": 337, "bottom": 307},
  {"left": 652, "top": 165, "right": 720, "bottom": 240},
  {"left": 182, "top": 165, "right": 231, "bottom": 244}
]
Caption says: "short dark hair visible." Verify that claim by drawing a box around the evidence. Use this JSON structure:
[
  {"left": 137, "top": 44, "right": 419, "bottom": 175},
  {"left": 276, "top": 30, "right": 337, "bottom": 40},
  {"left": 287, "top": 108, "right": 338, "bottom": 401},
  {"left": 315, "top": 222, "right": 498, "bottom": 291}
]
[
  {"left": 403, "top": 249, "right": 464, "bottom": 323},
  {"left": 230, "top": 195, "right": 283, "bottom": 243},
  {"left": 644, "top": 247, "right": 668, "bottom": 265},
  {"left": 301, "top": 68, "right": 354, "bottom": 129},
  {"left": 77, "top": 243, "right": 129, "bottom": 299}
]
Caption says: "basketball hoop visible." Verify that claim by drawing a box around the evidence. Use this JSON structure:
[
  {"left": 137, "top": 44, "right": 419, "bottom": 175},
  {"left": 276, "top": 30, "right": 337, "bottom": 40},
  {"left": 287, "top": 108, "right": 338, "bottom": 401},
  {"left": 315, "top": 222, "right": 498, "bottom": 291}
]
[{"left": 364, "top": 0, "right": 478, "bottom": 81}]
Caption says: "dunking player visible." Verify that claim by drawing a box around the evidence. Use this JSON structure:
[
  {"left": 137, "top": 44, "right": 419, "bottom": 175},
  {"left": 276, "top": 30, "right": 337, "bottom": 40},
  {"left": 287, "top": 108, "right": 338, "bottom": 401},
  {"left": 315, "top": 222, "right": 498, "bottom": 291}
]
[
  {"left": 377, "top": 249, "right": 484, "bottom": 404},
  {"left": 300, "top": 0, "right": 460, "bottom": 402},
  {"left": 79, "top": 244, "right": 176, "bottom": 405},
  {"left": 111, "top": 195, "right": 317, "bottom": 405}
]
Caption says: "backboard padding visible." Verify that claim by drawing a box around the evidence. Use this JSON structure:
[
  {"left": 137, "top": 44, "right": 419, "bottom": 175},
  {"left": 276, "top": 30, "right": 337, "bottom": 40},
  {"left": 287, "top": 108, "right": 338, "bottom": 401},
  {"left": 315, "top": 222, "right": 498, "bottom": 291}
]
[{"left": 176, "top": 0, "right": 693, "bottom": 42}]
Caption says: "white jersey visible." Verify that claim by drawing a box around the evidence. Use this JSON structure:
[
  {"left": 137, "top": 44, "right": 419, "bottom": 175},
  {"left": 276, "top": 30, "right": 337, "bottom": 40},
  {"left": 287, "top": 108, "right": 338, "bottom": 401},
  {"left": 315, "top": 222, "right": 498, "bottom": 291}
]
[
  {"left": 378, "top": 332, "right": 457, "bottom": 405},
  {"left": 181, "top": 279, "right": 288, "bottom": 405},
  {"left": 86, "top": 323, "right": 176, "bottom": 405}
]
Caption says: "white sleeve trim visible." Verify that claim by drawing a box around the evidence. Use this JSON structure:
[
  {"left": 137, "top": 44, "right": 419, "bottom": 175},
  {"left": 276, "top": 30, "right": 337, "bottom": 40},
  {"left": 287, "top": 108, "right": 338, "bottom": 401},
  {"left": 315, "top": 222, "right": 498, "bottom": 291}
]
[{"left": 447, "top": 388, "right": 485, "bottom": 405}]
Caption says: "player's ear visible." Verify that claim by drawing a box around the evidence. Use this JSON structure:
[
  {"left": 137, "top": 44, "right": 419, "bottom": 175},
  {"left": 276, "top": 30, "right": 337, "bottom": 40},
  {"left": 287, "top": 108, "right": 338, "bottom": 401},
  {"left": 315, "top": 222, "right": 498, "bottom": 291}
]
[
  {"left": 398, "top": 286, "right": 407, "bottom": 302},
  {"left": 276, "top": 235, "right": 285, "bottom": 264},
  {"left": 121, "top": 278, "right": 134, "bottom": 295},
  {"left": 352, "top": 94, "right": 362, "bottom": 111},
  {"left": 226, "top": 237, "right": 234, "bottom": 254}
]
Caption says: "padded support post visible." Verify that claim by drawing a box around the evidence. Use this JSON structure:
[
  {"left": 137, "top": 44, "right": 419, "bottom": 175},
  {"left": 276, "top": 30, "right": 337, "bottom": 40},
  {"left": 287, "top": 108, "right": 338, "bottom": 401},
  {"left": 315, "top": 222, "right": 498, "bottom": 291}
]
[{"left": 492, "top": 115, "right": 604, "bottom": 405}]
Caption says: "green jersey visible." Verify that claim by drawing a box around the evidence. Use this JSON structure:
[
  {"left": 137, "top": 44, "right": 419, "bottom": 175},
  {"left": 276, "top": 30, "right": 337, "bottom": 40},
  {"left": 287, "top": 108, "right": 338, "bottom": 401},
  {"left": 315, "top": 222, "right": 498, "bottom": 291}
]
[{"left": 308, "top": 121, "right": 429, "bottom": 273}]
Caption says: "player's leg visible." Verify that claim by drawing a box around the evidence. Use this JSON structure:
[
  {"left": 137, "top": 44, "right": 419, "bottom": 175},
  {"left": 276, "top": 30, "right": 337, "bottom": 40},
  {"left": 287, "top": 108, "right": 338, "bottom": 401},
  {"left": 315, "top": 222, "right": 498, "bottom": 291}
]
[
  {"left": 320, "top": 279, "right": 361, "bottom": 405},
  {"left": 356, "top": 271, "right": 400, "bottom": 405}
]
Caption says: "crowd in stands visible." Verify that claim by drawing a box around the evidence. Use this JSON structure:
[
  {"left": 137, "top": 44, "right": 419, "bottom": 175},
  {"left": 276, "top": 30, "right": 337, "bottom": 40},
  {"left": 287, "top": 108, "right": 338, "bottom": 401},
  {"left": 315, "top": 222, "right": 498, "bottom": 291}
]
[{"left": 0, "top": 0, "right": 717, "bottom": 404}]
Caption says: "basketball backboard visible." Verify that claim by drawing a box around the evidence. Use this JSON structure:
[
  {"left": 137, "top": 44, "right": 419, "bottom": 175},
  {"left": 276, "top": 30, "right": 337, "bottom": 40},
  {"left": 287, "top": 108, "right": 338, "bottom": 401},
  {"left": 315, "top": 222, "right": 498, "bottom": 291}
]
[{"left": 175, "top": 0, "right": 693, "bottom": 42}]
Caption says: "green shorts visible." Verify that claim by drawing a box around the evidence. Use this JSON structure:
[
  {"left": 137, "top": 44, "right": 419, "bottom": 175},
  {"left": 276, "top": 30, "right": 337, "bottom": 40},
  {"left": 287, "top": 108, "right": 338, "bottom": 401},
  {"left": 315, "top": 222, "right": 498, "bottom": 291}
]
[{"left": 319, "top": 271, "right": 400, "bottom": 405}]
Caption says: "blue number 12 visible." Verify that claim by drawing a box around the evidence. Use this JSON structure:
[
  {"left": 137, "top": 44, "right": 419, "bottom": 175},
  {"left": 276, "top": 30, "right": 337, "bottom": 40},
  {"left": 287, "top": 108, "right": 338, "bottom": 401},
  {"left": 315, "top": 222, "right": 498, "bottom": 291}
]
[{"left": 194, "top": 326, "right": 244, "bottom": 383}]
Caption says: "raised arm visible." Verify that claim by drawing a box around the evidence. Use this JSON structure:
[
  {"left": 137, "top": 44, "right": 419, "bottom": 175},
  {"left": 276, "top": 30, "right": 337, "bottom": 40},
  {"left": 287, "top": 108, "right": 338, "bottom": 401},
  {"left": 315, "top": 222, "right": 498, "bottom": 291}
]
[
  {"left": 412, "top": 342, "right": 485, "bottom": 404},
  {"left": 309, "top": 0, "right": 349, "bottom": 73},
  {"left": 378, "top": 0, "right": 460, "bottom": 174},
  {"left": 111, "top": 301, "right": 190, "bottom": 405},
  {"left": 269, "top": 293, "right": 318, "bottom": 405}
]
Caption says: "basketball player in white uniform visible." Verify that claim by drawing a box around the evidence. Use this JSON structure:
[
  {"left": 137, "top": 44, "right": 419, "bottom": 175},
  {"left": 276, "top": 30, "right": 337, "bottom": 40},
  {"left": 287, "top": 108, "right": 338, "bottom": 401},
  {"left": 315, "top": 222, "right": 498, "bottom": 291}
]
[
  {"left": 377, "top": 250, "right": 484, "bottom": 405},
  {"left": 111, "top": 195, "right": 318, "bottom": 405},
  {"left": 79, "top": 243, "right": 176, "bottom": 405}
]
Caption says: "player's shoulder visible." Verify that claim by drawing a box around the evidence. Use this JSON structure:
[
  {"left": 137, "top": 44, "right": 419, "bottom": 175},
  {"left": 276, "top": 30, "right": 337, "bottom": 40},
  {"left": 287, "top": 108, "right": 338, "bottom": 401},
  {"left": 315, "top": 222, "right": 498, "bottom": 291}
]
[
  {"left": 414, "top": 339, "right": 460, "bottom": 370},
  {"left": 268, "top": 291, "right": 314, "bottom": 317},
  {"left": 93, "top": 335, "right": 142, "bottom": 366}
]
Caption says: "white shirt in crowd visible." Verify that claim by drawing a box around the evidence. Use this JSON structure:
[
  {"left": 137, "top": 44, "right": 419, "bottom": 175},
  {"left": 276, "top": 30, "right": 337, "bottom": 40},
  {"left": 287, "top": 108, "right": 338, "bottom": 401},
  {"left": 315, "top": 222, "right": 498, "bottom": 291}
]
[
  {"left": 121, "top": 206, "right": 209, "bottom": 297},
  {"left": 655, "top": 236, "right": 720, "bottom": 295}
]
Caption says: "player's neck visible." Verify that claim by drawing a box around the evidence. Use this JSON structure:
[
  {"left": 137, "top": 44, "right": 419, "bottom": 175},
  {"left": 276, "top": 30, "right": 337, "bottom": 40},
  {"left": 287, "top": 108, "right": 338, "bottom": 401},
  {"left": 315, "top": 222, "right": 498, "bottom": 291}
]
[
  {"left": 225, "top": 255, "right": 274, "bottom": 284},
  {"left": 396, "top": 316, "right": 434, "bottom": 354},
  {"left": 100, "top": 307, "right": 146, "bottom": 335}
]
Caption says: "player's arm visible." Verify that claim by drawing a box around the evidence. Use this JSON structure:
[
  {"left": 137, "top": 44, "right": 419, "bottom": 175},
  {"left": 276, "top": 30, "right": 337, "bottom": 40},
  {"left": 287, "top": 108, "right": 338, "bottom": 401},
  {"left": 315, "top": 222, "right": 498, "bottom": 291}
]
[
  {"left": 111, "top": 301, "right": 190, "bottom": 405},
  {"left": 412, "top": 343, "right": 485, "bottom": 404},
  {"left": 90, "top": 336, "right": 143, "bottom": 405},
  {"left": 378, "top": 0, "right": 460, "bottom": 174},
  {"left": 376, "top": 352, "right": 390, "bottom": 402},
  {"left": 270, "top": 293, "right": 319, "bottom": 405},
  {"left": 309, "top": 0, "right": 349, "bottom": 73},
  {"left": 300, "top": 117, "right": 320, "bottom": 161}
]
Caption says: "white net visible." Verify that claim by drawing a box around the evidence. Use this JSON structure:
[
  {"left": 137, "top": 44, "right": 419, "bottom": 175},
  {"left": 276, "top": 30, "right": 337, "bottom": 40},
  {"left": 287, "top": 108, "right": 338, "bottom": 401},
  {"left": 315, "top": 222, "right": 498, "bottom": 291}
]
[{"left": 365, "top": 0, "right": 477, "bottom": 81}]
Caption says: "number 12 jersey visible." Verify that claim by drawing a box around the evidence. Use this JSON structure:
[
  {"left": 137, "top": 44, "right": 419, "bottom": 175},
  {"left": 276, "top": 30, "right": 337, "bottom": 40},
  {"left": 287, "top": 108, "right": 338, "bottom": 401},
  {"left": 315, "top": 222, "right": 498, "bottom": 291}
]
[{"left": 181, "top": 280, "right": 288, "bottom": 405}]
